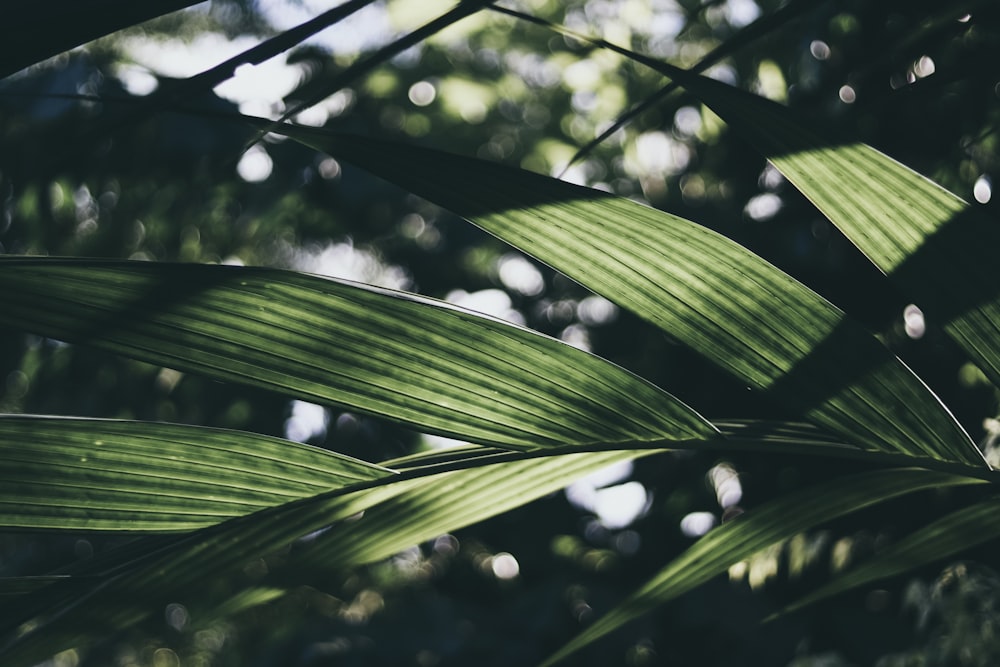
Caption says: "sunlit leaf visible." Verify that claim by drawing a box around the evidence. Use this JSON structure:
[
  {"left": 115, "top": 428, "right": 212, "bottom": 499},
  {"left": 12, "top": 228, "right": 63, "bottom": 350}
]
[
  {"left": 0, "top": 258, "right": 713, "bottom": 450},
  {"left": 774, "top": 496, "right": 1000, "bottom": 619},
  {"left": 290, "top": 450, "right": 659, "bottom": 571},
  {"left": 0, "top": 415, "right": 389, "bottom": 531},
  {"left": 622, "top": 62, "right": 1000, "bottom": 393},
  {"left": 539, "top": 468, "right": 987, "bottom": 666},
  {"left": 489, "top": 3, "right": 1000, "bottom": 395},
  {"left": 0, "top": 449, "right": 648, "bottom": 666},
  {"left": 267, "top": 122, "right": 984, "bottom": 467}
]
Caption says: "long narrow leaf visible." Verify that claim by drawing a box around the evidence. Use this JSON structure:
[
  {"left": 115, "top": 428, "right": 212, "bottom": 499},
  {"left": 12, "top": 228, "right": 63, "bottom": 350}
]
[
  {"left": 0, "top": 0, "right": 201, "bottom": 79},
  {"left": 290, "top": 450, "right": 660, "bottom": 570},
  {"left": 0, "top": 415, "right": 389, "bottom": 531},
  {"left": 0, "top": 258, "right": 713, "bottom": 450},
  {"left": 774, "top": 496, "right": 1000, "bottom": 619},
  {"left": 540, "top": 468, "right": 987, "bottom": 666},
  {"left": 0, "top": 449, "right": 647, "bottom": 666},
  {"left": 266, "top": 122, "right": 985, "bottom": 467},
  {"left": 612, "top": 60, "right": 1000, "bottom": 394}
]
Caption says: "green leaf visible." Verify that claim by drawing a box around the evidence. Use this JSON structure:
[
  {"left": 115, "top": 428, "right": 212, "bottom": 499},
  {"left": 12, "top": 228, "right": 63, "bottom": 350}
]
[
  {"left": 288, "top": 450, "right": 660, "bottom": 570},
  {"left": 0, "top": 415, "right": 389, "bottom": 531},
  {"left": 639, "top": 64, "right": 1000, "bottom": 393},
  {"left": 0, "top": 258, "right": 713, "bottom": 450},
  {"left": 0, "top": 1, "right": 201, "bottom": 79},
  {"left": 0, "top": 577, "right": 77, "bottom": 596},
  {"left": 485, "top": 6, "right": 1000, "bottom": 398},
  {"left": 774, "top": 496, "right": 1000, "bottom": 619},
  {"left": 540, "top": 468, "right": 987, "bottom": 666},
  {"left": 265, "top": 122, "right": 984, "bottom": 467},
  {"left": 0, "top": 449, "right": 648, "bottom": 666}
]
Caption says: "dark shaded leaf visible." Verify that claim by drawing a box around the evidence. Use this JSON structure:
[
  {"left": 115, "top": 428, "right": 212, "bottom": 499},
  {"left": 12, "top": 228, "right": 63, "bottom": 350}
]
[
  {"left": 774, "top": 496, "right": 1000, "bottom": 619},
  {"left": 0, "top": 449, "right": 647, "bottom": 665},
  {"left": 540, "top": 468, "right": 986, "bottom": 666}
]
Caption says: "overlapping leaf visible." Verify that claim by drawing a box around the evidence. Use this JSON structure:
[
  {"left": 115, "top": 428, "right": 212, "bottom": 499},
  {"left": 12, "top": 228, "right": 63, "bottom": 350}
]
[
  {"left": 0, "top": 258, "right": 712, "bottom": 450},
  {"left": 267, "top": 122, "right": 984, "bottom": 467},
  {"left": 0, "top": 0, "right": 201, "bottom": 79},
  {"left": 289, "top": 449, "right": 659, "bottom": 570},
  {"left": 487, "top": 5, "right": 1000, "bottom": 397},
  {"left": 775, "top": 496, "right": 1000, "bottom": 619},
  {"left": 632, "top": 63, "right": 1000, "bottom": 393},
  {"left": 0, "top": 415, "right": 389, "bottom": 531},
  {"left": 0, "top": 449, "right": 648, "bottom": 666},
  {"left": 540, "top": 468, "right": 987, "bottom": 666}
]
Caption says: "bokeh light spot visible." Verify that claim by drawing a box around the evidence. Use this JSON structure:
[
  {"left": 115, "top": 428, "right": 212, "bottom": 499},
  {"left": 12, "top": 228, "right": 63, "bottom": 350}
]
[
  {"left": 236, "top": 146, "right": 273, "bottom": 183},
  {"left": 408, "top": 80, "right": 436, "bottom": 107},
  {"left": 809, "top": 40, "right": 831, "bottom": 60},
  {"left": 284, "top": 400, "right": 329, "bottom": 443},
  {"left": 577, "top": 295, "right": 618, "bottom": 326},
  {"left": 673, "top": 106, "right": 702, "bottom": 137},
  {"left": 708, "top": 463, "right": 743, "bottom": 508},
  {"left": 491, "top": 552, "right": 520, "bottom": 579},
  {"left": 497, "top": 253, "right": 545, "bottom": 296},
  {"left": 974, "top": 175, "right": 992, "bottom": 203},
  {"left": 680, "top": 511, "right": 717, "bottom": 537},
  {"left": 913, "top": 55, "right": 936, "bottom": 78},
  {"left": 165, "top": 602, "right": 190, "bottom": 632},
  {"left": 744, "top": 192, "right": 783, "bottom": 221},
  {"left": 904, "top": 304, "right": 926, "bottom": 339}
]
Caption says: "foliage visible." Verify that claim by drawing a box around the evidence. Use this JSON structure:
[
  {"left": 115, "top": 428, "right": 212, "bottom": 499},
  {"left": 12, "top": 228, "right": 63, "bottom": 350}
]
[{"left": 1, "top": 1, "right": 999, "bottom": 665}]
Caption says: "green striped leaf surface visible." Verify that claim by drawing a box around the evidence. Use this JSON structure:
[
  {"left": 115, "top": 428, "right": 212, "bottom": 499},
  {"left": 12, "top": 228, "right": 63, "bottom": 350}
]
[
  {"left": 0, "top": 449, "right": 646, "bottom": 666},
  {"left": 0, "top": 415, "right": 389, "bottom": 531},
  {"left": 0, "top": 258, "right": 712, "bottom": 450},
  {"left": 268, "top": 122, "right": 984, "bottom": 467},
  {"left": 651, "top": 66, "right": 1000, "bottom": 393}
]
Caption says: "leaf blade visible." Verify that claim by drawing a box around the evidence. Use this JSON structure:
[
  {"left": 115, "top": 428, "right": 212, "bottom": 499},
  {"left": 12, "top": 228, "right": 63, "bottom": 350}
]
[
  {"left": 0, "top": 415, "right": 389, "bottom": 531},
  {"left": 268, "top": 124, "right": 984, "bottom": 467},
  {"left": 0, "top": 258, "right": 713, "bottom": 450},
  {"left": 775, "top": 496, "right": 1000, "bottom": 619},
  {"left": 646, "top": 65, "right": 1000, "bottom": 395},
  {"left": 0, "top": 449, "right": 650, "bottom": 665},
  {"left": 540, "top": 468, "right": 987, "bottom": 666}
]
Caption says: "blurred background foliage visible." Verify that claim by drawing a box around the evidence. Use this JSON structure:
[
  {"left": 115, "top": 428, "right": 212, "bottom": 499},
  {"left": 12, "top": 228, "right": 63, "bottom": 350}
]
[{"left": 2, "top": 0, "right": 1000, "bottom": 664}]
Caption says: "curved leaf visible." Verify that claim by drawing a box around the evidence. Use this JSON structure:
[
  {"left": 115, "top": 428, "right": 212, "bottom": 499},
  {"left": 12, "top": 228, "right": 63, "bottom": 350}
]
[
  {"left": 0, "top": 258, "right": 713, "bottom": 450},
  {"left": 540, "top": 468, "right": 987, "bottom": 666},
  {"left": 640, "top": 63, "right": 1000, "bottom": 393},
  {"left": 0, "top": 0, "right": 200, "bottom": 79},
  {"left": 266, "top": 122, "right": 984, "bottom": 467},
  {"left": 289, "top": 450, "right": 660, "bottom": 570},
  {"left": 775, "top": 496, "right": 1000, "bottom": 619},
  {"left": 0, "top": 449, "right": 648, "bottom": 666},
  {"left": 0, "top": 415, "right": 389, "bottom": 531}
]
